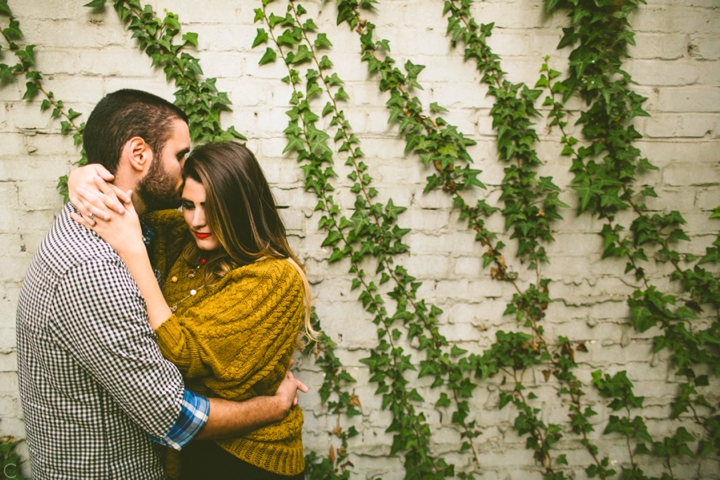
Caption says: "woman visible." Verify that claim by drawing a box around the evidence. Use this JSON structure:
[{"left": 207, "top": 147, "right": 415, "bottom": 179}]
[{"left": 71, "top": 142, "right": 312, "bottom": 479}]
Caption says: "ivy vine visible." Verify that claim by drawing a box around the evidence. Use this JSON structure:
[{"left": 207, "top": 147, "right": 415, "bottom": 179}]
[
  {"left": 545, "top": 0, "right": 720, "bottom": 477},
  {"left": 0, "top": 0, "right": 86, "bottom": 199}
]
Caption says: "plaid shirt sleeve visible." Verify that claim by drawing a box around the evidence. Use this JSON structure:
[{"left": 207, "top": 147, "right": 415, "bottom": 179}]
[
  {"left": 152, "top": 388, "right": 209, "bottom": 450},
  {"left": 51, "top": 256, "right": 193, "bottom": 439}
]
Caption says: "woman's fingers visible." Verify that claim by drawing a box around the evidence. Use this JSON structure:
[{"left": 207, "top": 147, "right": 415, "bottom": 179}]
[
  {"left": 70, "top": 211, "right": 91, "bottom": 229},
  {"left": 75, "top": 187, "right": 112, "bottom": 222},
  {"left": 92, "top": 164, "right": 115, "bottom": 182},
  {"left": 70, "top": 195, "right": 96, "bottom": 226},
  {"left": 112, "top": 184, "right": 132, "bottom": 205},
  {"left": 93, "top": 176, "right": 127, "bottom": 214}
]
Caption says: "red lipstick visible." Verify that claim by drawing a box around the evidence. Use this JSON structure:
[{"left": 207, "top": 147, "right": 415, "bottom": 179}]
[{"left": 195, "top": 232, "right": 212, "bottom": 239}]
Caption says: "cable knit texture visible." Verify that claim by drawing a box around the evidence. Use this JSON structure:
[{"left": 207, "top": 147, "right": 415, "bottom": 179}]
[{"left": 143, "top": 210, "right": 305, "bottom": 476}]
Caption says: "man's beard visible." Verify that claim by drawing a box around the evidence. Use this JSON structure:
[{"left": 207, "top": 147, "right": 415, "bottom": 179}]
[{"left": 136, "top": 157, "right": 181, "bottom": 212}]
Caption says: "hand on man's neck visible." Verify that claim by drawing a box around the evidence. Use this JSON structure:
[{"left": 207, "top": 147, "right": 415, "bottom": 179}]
[{"left": 112, "top": 168, "right": 147, "bottom": 217}]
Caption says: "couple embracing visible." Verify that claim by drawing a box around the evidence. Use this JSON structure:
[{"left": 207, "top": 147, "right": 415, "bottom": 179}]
[{"left": 17, "top": 89, "right": 313, "bottom": 479}]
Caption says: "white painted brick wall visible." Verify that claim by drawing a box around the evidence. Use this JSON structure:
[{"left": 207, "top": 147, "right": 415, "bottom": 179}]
[{"left": 1, "top": 0, "right": 718, "bottom": 478}]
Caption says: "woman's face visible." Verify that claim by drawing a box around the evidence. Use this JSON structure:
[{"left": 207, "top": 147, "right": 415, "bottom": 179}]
[{"left": 182, "top": 178, "right": 221, "bottom": 252}]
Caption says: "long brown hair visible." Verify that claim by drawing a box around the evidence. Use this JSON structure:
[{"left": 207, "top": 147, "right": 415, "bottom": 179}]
[{"left": 182, "top": 142, "right": 315, "bottom": 340}]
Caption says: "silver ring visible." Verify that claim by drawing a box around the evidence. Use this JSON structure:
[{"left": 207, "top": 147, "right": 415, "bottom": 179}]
[{"left": 87, "top": 212, "right": 94, "bottom": 219}]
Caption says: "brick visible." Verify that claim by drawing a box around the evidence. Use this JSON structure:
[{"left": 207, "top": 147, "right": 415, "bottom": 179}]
[
  {"left": 17, "top": 181, "right": 64, "bottom": 212},
  {"left": 0, "top": 154, "right": 72, "bottom": 184},
  {"left": 151, "top": 0, "right": 244, "bottom": 24},
  {"left": 12, "top": 0, "right": 84, "bottom": 19},
  {"left": 677, "top": 114, "right": 718, "bottom": 137},
  {"left": 691, "top": 35, "right": 720, "bottom": 60},
  {"left": 663, "top": 161, "right": 720, "bottom": 186},
  {"left": 657, "top": 87, "right": 720, "bottom": 113},
  {"left": 634, "top": 6, "right": 719, "bottom": 34},
  {"left": 630, "top": 33, "right": 688, "bottom": 60},
  {"left": 695, "top": 188, "right": 720, "bottom": 210},
  {"left": 102, "top": 77, "right": 174, "bottom": 99},
  {"left": 628, "top": 60, "right": 699, "bottom": 86}
]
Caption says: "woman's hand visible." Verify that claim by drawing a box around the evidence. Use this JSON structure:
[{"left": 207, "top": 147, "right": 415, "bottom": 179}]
[
  {"left": 70, "top": 186, "right": 145, "bottom": 258},
  {"left": 68, "top": 165, "right": 131, "bottom": 226}
]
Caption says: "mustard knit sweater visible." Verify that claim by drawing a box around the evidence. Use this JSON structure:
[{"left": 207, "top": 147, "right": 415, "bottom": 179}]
[{"left": 144, "top": 210, "right": 305, "bottom": 476}]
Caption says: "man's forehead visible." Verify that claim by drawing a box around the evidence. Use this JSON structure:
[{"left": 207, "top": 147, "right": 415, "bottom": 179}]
[{"left": 169, "top": 118, "right": 191, "bottom": 147}]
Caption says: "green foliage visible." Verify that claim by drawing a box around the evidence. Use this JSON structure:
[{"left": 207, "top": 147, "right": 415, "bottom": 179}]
[
  {"left": 336, "top": 0, "right": 502, "bottom": 287},
  {"left": 0, "top": 437, "right": 25, "bottom": 480},
  {"left": 545, "top": 3, "right": 719, "bottom": 474},
  {"left": 258, "top": 2, "right": 484, "bottom": 475},
  {"left": 302, "top": 312, "right": 358, "bottom": 478},
  {"left": 107, "top": 1, "right": 245, "bottom": 144},
  {"left": 439, "top": 2, "right": 609, "bottom": 477},
  {"left": 0, "top": 6, "right": 87, "bottom": 200},
  {"left": 445, "top": 0, "right": 569, "bottom": 270}
]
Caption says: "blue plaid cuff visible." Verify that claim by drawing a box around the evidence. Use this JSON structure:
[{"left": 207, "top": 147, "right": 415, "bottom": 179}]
[{"left": 151, "top": 389, "right": 209, "bottom": 450}]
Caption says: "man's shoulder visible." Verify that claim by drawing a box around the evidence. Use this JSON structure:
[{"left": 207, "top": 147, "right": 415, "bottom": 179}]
[{"left": 38, "top": 203, "right": 121, "bottom": 275}]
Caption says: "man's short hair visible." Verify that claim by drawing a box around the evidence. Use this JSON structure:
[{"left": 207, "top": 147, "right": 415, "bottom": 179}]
[{"left": 83, "top": 89, "right": 189, "bottom": 174}]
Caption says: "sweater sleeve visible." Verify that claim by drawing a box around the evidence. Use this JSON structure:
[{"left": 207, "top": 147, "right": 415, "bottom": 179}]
[
  {"left": 155, "top": 259, "right": 304, "bottom": 400},
  {"left": 142, "top": 210, "right": 189, "bottom": 280}
]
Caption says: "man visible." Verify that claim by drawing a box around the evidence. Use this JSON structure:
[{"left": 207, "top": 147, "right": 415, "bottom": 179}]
[{"left": 16, "top": 89, "right": 306, "bottom": 479}]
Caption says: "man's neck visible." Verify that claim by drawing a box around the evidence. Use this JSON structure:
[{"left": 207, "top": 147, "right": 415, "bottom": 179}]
[
  {"left": 131, "top": 193, "right": 148, "bottom": 217},
  {"left": 112, "top": 170, "right": 147, "bottom": 217}
]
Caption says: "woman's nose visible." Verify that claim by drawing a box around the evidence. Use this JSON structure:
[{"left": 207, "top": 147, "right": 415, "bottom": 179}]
[{"left": 192, "top": 208, "right": 206, "bottom": 227}]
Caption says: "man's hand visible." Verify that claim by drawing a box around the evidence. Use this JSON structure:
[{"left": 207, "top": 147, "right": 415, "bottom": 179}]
[
  {"left": 196, "top": 366, "right": 309, "bottom": 440},
  {"left": 275, "top": 368, "right": 309, "bottom": 415}
]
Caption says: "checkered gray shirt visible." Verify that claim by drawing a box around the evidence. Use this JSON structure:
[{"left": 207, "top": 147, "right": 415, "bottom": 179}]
[{"left": 17, "top": 204, "right": 186, "bottom": 479}]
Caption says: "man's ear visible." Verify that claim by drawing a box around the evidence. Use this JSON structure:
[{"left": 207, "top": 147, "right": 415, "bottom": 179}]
[{"left": 125, "top": 136, "right": 154, "bottom": 173}]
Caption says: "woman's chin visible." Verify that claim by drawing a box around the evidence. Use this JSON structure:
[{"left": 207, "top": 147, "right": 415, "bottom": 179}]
[{"left": 194, "top": 239, "right": 220, "bottom": 251}]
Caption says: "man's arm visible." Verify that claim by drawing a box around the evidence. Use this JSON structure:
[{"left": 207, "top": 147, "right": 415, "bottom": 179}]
[{"left": 197, "top": 369, "right": 308, "bottom": 440}]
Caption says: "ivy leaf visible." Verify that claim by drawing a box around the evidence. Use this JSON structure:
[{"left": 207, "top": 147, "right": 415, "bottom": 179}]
[
  {"left": 258, "top": 47, "right": 276, "bottom": 66},
  {"left": 435, "top": 392, "right": 451, "bottom": 408},
  {"left": 314, "top": 33, "right": 333, "bottom": 49},
  {"left": 290, "top": 45, "right": 313, "bottom": 64},
  {"left": 283, "top": 135, "right": 304, "bottom": 153},
  {"left": 67, "top": 109, "right": 82, "bottom": 121},
  {"left": 302, "top": 19, "right": 318, "bottom": 31},
  {"left": 322, "top": 102, "right": 334, "bottom": 117},
  {"left": 321, "top": 230, "right": 343, "bottom": 248},
  {"left": 3, "top": 20, "right": 22, "bottom": 39},
  {"left": 182, "top": 32, "right": 199, "bottom": 47},
  {"left": 22, "top": 81, "right": 39, "bottom": 100},
  {"left": 325, "top": 72, "right": 344, "bottom": 87},
  {"left": 0, "top": 0, "right": 12, "bottom": 16},
  {"left": 16, "top": 44, "right": 36, "bottom": 68},
  {"left": 250, "top": 28, "right": 269, "bottom": 49},
  {"left": 407, "top": 389, "right": 424, "bottom": 402},
  {"left": 545, "top": 0, "right": 561, "bottom": 11},
  {"left": 498, "top": 392, "right": 513, "bottom": 410},
  {"left": 334, "top": 87, "right": 349, "bottom": 102},
  {"left": 83, "top": 0, "right": 106, "bottom": 8},
  {"left": 429, "top": 102, "right": 448, "bottom": 114},
  {"left": 318, "top": 55, "right": 333, "bottom": 70}
]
